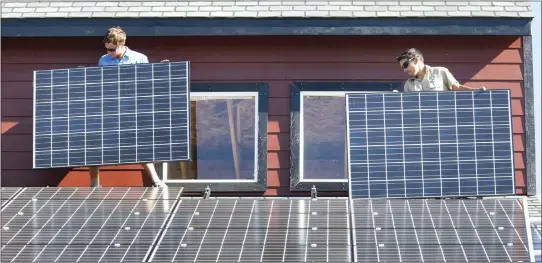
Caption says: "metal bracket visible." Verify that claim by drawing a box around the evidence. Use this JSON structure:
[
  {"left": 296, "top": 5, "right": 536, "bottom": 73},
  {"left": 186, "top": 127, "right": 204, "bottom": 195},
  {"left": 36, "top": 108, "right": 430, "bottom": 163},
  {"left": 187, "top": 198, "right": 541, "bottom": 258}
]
[
  {"left": 311, "top": 185, "right": 317, "bottom": 200},
  {"left": 145, "top": 163, "right": 167, "bottom": 187},
  {"left": 203, "top": 186, "right": 211, "bottom": 199}
]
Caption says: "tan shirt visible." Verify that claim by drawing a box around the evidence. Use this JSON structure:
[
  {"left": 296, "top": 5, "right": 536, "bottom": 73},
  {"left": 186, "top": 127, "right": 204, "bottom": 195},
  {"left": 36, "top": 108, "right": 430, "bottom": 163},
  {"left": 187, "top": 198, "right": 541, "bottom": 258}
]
[{"left": 403, "top": 65, "right": 459, "bottom": 92}]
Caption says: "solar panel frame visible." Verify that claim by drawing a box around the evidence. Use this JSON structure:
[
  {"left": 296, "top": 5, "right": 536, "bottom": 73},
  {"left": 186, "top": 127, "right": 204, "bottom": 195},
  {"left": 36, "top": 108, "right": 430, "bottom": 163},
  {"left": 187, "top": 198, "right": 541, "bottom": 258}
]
[
  {"left": 346, "top": 90, "right": 516, "bottom": 199},
  {"left": 524, "top": 198, "right": 537, "bottom": 263},
  {"left": 32, "top": 61, "right": 191, "bottom": 169},
  {"left": 532, "top": 225, "right": 541, "bottom": 262}
]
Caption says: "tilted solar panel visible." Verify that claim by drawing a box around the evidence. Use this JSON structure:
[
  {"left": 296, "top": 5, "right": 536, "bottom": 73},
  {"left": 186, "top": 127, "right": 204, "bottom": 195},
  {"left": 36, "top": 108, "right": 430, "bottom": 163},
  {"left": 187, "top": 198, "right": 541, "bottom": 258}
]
[
  {"left": 350, "top": 198, "right": 534, "bottom": 263},
  {"left": 0, "top": 187, "right": 183, "bottom": 262},
  {"left": 149, "top": 199, "right": 352, "bottom": 262},
  {"left": 346, "top": 90, "right": 515, "bottom": 199},
  {"left": 33, "top": 62, "right": 190, "bottom": 169}
]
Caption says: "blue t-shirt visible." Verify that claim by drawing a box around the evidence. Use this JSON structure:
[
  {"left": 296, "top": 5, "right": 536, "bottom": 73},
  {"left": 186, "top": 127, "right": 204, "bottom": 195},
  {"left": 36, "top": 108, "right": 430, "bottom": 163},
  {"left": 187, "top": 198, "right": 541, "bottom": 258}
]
[{"left": 98, "top": 46, "right": 148, "bottom": 66}]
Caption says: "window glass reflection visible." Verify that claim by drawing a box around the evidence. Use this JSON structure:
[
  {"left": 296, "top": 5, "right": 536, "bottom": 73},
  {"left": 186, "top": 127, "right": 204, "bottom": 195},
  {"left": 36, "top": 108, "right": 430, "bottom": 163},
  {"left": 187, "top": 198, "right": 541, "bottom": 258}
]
[
  {"left": 167, "top": 96, "right": 256, "bottom": 180},
  {"left": 302, "top": 95, "right": 346, "bottom": 180}
]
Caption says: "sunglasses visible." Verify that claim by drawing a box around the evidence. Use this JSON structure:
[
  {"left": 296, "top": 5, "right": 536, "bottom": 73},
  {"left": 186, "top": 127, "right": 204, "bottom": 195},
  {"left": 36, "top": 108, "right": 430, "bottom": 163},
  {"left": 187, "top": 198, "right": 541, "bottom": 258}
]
[
  {"left": 105, "top": 47, "right": 117, "bottom": 52},
  {"left": 401, "top": 58, "right": 413, "bottom": 69}
]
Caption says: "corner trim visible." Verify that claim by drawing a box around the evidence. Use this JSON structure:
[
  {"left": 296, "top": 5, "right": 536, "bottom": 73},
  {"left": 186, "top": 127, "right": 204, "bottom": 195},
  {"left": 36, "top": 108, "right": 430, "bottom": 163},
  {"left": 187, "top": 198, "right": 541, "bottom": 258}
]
[
  {"left": 0, "top": 17, "right": 532, "bottom": 37},
  {"left": 163, "top": 82, "right": 268, "bottom": 192},
  {"left": 290, "top": 81, "right": 402, "bottom": 192},
  {"left": 522, "top": 36, "right": 536, "bottom": 196}
]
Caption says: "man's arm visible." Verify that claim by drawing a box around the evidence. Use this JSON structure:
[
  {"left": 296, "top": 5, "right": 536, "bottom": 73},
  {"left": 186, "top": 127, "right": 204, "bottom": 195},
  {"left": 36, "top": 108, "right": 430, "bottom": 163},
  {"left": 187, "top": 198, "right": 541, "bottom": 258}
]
[
  {"left": 451, "top": 83, "right": 486, "bottom": 91},
  {"left": 442, "top": 67, "right": 485, "bottom": 91}
]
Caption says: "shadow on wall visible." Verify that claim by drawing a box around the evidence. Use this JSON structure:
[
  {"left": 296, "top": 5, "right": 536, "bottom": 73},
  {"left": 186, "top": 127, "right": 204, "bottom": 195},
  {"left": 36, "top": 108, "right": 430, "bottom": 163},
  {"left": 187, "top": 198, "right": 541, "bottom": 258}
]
[{"left": 0, "top": 35, "right": 525, "bottom": 191}]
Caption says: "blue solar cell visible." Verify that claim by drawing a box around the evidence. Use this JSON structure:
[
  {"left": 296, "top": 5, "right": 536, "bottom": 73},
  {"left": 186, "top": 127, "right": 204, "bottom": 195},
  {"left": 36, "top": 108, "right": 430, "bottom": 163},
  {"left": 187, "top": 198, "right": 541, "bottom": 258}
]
[
  {"left": 346, "top": 90, "right": 515, "bottom": 198},
  {"left": 33, "top": 61, "right": 191, "bottom": 169}
]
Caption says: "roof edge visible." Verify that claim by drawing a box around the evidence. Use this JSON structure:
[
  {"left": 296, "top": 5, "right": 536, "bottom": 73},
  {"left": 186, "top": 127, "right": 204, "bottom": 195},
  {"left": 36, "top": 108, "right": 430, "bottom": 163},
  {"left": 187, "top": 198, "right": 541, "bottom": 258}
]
[{"left": 0, "top": 17, "right": 532, "bottom": 37}]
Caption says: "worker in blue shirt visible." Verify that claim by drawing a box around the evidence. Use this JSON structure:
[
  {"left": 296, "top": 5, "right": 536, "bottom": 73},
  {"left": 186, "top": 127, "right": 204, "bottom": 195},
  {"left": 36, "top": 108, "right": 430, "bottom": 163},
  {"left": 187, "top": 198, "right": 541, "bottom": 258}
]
[
  {"left": 99, "top": 26, "right": 149, "bottom": 66},
  {"left": 91, "top": 26, "right": 167, "bottom": 188}
]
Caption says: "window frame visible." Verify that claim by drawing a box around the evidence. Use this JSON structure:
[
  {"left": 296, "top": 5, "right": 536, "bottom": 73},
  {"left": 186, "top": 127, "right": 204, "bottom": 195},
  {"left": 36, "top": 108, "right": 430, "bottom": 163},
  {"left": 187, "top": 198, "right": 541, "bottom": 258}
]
[
  {"left": 161, "top": 82, "right": 268, "bottom": 192},
  {"left": 290, "top": 81, "right": 402, "bottom": 192}
]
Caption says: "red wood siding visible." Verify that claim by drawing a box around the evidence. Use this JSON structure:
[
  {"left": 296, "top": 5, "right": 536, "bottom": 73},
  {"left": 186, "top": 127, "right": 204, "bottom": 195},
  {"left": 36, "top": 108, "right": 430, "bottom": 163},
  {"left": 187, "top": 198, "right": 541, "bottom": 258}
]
[{"left": 0, "top": 35, "right": 527, "bottom": 195}]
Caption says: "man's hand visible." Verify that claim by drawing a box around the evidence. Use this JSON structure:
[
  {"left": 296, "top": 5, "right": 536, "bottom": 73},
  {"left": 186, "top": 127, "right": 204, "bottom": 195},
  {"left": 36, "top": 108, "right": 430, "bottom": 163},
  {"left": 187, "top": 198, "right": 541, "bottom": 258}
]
[
  {"left": 161, "top": 59, "right": 169, "bottom": 62},
  {"left": 453, "top": 83, "right": 487, "bottom": 91}
]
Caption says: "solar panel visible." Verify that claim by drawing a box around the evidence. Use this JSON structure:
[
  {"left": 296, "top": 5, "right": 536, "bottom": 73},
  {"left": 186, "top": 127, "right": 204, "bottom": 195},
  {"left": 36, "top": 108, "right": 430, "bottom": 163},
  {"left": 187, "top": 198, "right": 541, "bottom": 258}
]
[
  {"left": 346, "top": 90, "right": 515, "bottom": 198},
  {"left": 1, "top": 187, "right": 183, "bottom": 262},
  {"left": 149, "top": 199, "right": 352, "bottom": 262},
  {"left": 350, "top": 198, "right": 533, "bottom": 262},
  {"left": 33, "top": 61, "right": 191, "bottom": 169}
]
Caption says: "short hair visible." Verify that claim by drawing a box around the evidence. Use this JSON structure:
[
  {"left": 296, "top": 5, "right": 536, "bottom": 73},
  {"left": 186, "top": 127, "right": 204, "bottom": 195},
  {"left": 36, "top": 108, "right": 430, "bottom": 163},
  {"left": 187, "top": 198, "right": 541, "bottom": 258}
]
[
  {"left": 103, "top": 26, "right": 126, "bottom": 46},
  {"left": 396, "top": 48, "right": 424, "bottom": 62}
]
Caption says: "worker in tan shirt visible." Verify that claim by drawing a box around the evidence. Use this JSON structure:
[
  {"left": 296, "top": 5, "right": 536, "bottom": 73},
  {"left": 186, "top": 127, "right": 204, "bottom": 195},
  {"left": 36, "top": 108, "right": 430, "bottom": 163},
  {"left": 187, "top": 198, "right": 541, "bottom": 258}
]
[{"left": 396, "top": 48, "right": 486, "bottom": 92}]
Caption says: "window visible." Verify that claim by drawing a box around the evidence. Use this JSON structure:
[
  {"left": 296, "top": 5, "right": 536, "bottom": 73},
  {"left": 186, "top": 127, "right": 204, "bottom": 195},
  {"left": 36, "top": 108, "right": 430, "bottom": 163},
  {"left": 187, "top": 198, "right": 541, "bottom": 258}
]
[
  {"left": 159, "top": 83, "right": 268, "bottom": 192},
  {"left": 290, "top": 82, "right": 402, "bottom": 191}
]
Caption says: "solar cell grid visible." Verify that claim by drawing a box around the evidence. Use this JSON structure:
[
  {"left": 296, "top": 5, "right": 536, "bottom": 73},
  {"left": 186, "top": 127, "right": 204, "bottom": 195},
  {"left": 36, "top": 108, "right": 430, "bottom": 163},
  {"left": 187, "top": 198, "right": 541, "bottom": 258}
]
[
  {"left": 0, "top": 187, "right": 182, "bottom": 262},
  {"left": 33, "top": 61, "right": 190, "bottom": 169},
  {"left": 1, "top": 188, "right": 23, "bottom": 208},
  {"left": 149, "top": 199, "right": 352, "bottom": 262},
  {"left": 346, "top": 90, "right": 515, "bottom": 199},
  {"left": 1, "top": 188, "right": 534, "bottom": 262},
  {"left": 351, "top": 198, "right": 532, "bottom": 262}
]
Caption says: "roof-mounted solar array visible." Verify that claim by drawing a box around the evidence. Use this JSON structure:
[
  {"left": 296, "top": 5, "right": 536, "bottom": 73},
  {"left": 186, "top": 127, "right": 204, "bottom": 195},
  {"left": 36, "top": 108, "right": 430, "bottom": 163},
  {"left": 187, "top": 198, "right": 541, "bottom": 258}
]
[{"left": 0, "top": 187, "right": 535, "bottom": 262}]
